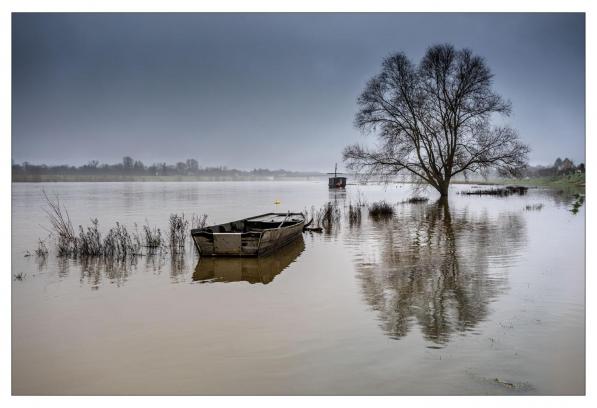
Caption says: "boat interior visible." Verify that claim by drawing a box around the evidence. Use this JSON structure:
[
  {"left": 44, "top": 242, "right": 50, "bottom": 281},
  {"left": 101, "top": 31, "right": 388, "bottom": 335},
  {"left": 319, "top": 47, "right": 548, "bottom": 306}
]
[{"left": 198, "top": 214, "right": 304, "bottom": 234}]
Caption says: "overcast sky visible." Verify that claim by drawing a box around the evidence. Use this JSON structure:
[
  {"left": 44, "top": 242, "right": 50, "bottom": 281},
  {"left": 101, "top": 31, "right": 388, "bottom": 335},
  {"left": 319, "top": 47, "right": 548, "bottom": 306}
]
[{"left": 12, "top": 13, "right": 585, "bottom": 171}]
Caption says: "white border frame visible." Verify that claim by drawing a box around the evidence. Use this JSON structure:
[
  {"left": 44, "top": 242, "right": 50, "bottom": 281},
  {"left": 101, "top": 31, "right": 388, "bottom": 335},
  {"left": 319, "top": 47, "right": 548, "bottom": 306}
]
[{"left": 1, "top": 1, "right": 593, "bottom": 407}]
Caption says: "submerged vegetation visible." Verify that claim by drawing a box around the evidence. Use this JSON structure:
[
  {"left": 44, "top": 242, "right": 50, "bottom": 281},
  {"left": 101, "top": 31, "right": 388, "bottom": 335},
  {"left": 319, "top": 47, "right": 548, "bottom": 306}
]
[
  {"left": 169, "top": 214, "right": 189, "bottom": 253},
  {"left": 524, "top": 203, "right": 544, "bottom": 211},
  {"left": 368, "top": 201, "right": 395, "bottom": 219},
  {"left": 143, "top": 224, "right": 163, "bottom": 249},
  {"left": 41, "top": 192, "right": 204, "bottom": 260},
  {"left": 570, "top": 194, "right": 585, "bottom": 215},
  {"left": 302, "top": 202, "right": 341, "bottom": 232},
  {"left": 315, "top": 202, "right": 341, "bottom": 229},
  {"left": 348, "top": 202, "right": 362, "bottom": 225},
  {"left": 401, "top": 196, "right": 429, "bottom": 204},
  {"left": 460, "top": 186, "right": 528, "bottom": 197},
  {"left": 103, "top": 222, "right": 142, "bottom": 259}
]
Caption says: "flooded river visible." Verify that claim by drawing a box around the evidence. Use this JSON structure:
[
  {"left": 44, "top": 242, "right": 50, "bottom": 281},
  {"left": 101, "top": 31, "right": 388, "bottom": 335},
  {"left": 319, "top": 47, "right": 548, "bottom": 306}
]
[{"left": 11, "top": 181, "right": 585, "bottom": 395}]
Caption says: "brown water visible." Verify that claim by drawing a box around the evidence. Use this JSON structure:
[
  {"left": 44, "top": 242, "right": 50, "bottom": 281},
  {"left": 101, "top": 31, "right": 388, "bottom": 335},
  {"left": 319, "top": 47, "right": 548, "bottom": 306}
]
[{"left": 11, "top": 181, "right": 585, "bottom": 395}]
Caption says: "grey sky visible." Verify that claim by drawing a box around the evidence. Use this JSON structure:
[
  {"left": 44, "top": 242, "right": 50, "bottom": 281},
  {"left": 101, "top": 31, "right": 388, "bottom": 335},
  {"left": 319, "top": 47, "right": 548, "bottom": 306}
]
[{"left": 12, "top": 13, "right": 585, "bottom": 171}]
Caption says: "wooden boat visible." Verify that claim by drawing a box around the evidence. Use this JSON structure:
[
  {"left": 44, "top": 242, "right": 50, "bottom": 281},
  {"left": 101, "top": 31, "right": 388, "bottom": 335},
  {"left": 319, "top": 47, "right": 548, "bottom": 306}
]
[
  {"left": 193, "top": 237, "right": 305, "bottom": 284},
  {"left": 191, "top": 212, "right": 305, "bottom": 256}
]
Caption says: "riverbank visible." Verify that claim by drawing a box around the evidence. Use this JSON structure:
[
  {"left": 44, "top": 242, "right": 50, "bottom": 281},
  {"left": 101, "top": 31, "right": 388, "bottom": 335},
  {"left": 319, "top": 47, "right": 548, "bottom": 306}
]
[
  {"left": 451, "top": 173, "right": 585, "bottom": 191},
  {"left": 497, "top": 173, "right": 585, "bottom": 190}
]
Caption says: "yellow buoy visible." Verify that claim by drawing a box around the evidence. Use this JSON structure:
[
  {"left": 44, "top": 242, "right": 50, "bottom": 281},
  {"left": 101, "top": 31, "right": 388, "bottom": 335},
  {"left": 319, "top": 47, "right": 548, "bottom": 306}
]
[{"left": 274, "top": 200, "right": 281, "bottom": 205}]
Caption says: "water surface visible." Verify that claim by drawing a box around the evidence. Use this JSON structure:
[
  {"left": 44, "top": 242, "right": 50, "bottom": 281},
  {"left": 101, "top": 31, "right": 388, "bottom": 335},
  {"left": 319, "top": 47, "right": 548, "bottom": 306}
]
[{"left": 11, "top": 181, "right": 585, "bottom": 395}]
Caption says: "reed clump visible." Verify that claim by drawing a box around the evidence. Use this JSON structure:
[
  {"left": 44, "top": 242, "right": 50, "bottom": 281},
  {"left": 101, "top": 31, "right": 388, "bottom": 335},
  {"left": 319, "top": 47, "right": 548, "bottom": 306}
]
[
  {"left": 169, "top": 213, "right": 189, "bottom": 253},
  {"left": 103, "top": 222, "right": 141, "bottom": 259},
  {"left": 42, "top": 191, "right": 201, "bottom": 259},
  {"left": 78, "top": 218, "right": 103, "bottom": 256},
  {"left": 43, "top": 191, "right": 77, "bottom": 256},
  {"left": 401, "top": 196, "right": 429, "bottom": 204},
  {"left": 143, "top": 224, "right": 163, "bottom": 248},
  {"left": 191, "top": 214, "right": 209, "bottom": 230},
  {"left": 315, "top": 202, "right": 341, "bottom": 229},
  {"left": 369, "top": 201, "right": 395, "bottom": 219}
]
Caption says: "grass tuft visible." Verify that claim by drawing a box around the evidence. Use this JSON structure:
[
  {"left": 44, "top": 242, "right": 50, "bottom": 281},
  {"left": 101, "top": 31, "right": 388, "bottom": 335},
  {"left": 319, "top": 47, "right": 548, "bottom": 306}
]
[{"left": 369, "top": 201, "right": 395, "bottom": 219}]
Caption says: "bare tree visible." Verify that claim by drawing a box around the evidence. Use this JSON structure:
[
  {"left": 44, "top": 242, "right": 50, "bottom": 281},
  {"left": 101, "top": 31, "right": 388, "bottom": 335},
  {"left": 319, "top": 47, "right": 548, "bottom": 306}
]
[
  {"left": 186, "top": 158, "right": 199, "bottom": 173},
  {"left": 344, "top": 44, "right": 529, "bottom": 196},
  {"left": 122, "top": 156, "right": 134, "bottom": 171}
]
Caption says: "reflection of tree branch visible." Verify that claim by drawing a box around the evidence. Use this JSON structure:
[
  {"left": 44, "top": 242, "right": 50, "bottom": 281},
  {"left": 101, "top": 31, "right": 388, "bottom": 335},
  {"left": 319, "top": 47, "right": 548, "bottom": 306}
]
[{"left": 355, "top": 199, "right": 525, "bottom": 344}]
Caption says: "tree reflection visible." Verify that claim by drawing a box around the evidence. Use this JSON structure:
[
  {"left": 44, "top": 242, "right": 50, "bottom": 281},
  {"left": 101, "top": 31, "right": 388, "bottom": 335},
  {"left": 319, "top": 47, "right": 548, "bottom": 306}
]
[{"left": 355, "top": 199, "right": 526, "bottom": 344}]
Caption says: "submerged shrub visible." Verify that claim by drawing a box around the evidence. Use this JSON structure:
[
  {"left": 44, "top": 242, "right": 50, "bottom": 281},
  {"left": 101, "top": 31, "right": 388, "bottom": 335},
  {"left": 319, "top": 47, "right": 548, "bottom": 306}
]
[
  {"left": 460, "top": 186, "right": 528, "bottom": 197},
  {"left": 369, "top": 201, "right": 395, "bottom": 219}
]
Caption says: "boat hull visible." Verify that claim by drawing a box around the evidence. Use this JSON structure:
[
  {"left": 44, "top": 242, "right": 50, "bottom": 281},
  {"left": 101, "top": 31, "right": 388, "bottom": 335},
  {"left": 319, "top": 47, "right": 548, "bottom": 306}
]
[{"left": 191, "top": 213, "right": 305, "bottom": 257}]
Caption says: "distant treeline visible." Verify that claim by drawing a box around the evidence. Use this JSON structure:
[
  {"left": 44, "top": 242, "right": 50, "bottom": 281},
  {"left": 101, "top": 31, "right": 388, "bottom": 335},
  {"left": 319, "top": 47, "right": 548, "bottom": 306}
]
[
  {"left": 522, "top": 157, "right": 585, "bottom": 178},
  {"left": 12, "top": 157, "right": 322, "bottom": 181},
  {"left": 11, "top": 155, "right": 585, "bottom": 182}
]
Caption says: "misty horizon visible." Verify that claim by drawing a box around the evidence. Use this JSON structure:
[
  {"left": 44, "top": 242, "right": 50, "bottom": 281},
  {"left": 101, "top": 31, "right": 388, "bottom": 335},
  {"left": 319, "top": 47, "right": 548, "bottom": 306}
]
[{"left": 12, "top": 13, "right": 585, "bottom": 171}]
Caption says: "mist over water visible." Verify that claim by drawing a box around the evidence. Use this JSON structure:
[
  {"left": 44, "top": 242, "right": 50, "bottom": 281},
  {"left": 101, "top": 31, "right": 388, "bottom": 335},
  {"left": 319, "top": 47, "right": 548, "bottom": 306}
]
[{"left": 12, "top": 181, "right": 584, "bottom": 395}]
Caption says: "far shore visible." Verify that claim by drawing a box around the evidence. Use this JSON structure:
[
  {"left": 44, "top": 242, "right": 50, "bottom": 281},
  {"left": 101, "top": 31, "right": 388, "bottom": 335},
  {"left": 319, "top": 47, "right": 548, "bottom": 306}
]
[{"left": 11, "top": 173, "right": 584, "bottom": 192}]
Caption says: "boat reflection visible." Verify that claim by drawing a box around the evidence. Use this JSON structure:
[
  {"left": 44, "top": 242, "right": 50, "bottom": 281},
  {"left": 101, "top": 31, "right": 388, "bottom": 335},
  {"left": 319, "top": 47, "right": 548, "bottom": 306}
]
[
  {"left": 193, "top": 237, "right": 305, "bottom": 284},
  {"left": 351, "top": 199, "right": 526, "bottom": 345}
]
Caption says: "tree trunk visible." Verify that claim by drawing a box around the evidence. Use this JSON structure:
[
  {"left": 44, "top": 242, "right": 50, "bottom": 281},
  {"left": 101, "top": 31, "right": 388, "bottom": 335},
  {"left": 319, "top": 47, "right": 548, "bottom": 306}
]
[{"left": 438, "top": 181, "right": 450, "bottom": 197}]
